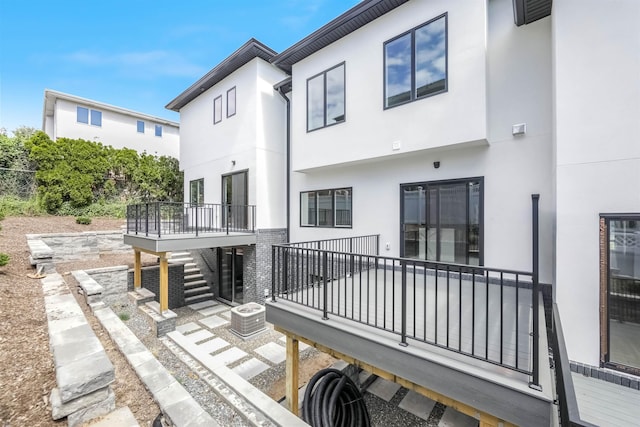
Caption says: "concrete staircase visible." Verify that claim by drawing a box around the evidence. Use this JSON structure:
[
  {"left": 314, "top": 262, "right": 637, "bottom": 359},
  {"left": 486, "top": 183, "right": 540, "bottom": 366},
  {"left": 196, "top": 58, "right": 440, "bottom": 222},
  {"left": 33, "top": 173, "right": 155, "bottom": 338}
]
[{"left": 169, "top": 251, "right": 214, "bottom": 305}]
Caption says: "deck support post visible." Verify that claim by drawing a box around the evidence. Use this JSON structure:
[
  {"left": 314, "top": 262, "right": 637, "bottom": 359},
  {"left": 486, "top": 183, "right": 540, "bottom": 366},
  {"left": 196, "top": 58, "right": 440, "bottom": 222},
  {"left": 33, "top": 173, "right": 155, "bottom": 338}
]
[
  {"left": 159, "top": 252, "right": 169, "bottom": 312},
  {"left": 285, "top": 334, "right": 299, "bottom": 416},
  {"left": 134, "top": 249, "right": 141, "bottom": 289}
]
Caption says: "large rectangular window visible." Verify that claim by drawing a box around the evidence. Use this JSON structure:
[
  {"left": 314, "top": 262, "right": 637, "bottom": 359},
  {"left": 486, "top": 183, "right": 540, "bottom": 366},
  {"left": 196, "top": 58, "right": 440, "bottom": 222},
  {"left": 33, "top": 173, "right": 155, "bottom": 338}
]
[
  {"left": 301, "top": 187, "right": 352, "bottom": 228},
  {"left": 190, "top": 178, "right": 204, "bottom": 205},
  {"left": 214, "top": 95, "right": 222, "bottom": 124},
  {"left": 384, "top": 14, "right": 447, "bottom": 109},
  {"left": 401, "top": 177, "right": 482, "bottom": 265},
  {"left": 307, "top": 63, "right": 345, "bottom": 132},
  {"left": 227, "top": 87, "right": 236, "bottom": 118}
]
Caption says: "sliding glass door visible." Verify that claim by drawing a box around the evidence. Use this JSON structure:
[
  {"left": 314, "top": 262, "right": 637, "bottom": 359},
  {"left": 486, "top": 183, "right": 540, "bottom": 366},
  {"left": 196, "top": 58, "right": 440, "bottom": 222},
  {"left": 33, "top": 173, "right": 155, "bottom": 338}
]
[
  {"left": 401, "top": 178, "right": 482, "bottom": 265},
  {"left": 218, "top": 247, "right": 244, "bottom": 304}
]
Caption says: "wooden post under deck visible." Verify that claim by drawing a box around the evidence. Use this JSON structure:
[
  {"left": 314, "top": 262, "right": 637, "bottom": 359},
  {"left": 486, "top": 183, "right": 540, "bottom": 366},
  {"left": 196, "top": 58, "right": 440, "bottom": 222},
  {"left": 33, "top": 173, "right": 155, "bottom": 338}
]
[
  {"left": 286, "top": 335, "right": 299, "bottom": 416},
  {"left": 159, "top": 252, "right": 168, "bottom": 312},
  {"left": 134, "top": 249, "right": 141, "bottom": 289}
]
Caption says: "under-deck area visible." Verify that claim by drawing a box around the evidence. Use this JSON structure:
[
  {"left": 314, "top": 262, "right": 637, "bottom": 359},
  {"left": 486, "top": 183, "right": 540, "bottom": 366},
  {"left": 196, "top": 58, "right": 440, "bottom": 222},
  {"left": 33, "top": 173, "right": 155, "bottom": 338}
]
[{"left": 266, "top": 236, "right": 553, "bottom": 427}]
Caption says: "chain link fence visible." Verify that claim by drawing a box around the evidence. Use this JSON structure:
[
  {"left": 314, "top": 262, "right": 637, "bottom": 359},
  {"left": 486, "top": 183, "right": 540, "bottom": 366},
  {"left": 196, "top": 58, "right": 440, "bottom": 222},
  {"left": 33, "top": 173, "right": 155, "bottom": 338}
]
[{"left": 0, "top": 167, "right": 36, "bottom": 199}]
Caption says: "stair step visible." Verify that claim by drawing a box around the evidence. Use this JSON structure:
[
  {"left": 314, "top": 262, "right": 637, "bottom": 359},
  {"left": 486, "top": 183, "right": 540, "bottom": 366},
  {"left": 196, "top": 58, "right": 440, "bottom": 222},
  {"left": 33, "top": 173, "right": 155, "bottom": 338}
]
[
  {"left": 184, "top": 274, "right": 204, "bottom": 281},
  {"left": 185, "top": 293, "right": 215, "bottom": 305},
  {"left": 171, "top": 252, "right": 191, "bottom": 258},
  {"left": 169, "top": 257, "right": 194, "bottom": 264},
  {"left": 183, "top": 263, "right": 197, "bottom": 269},
  {"left": 184, "top": 280, "right": 208, "bottom": 290},
  {"left": 184, "top": 268, "right": 200, "bottom": 275},
  {"left": 185, "top": 286, "right": 211, "bottom": 297}
]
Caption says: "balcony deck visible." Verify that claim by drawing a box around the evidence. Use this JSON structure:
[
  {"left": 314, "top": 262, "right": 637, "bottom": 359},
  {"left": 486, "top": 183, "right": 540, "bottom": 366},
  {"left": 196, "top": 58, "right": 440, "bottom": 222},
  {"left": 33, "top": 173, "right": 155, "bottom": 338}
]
[{"left": 266, "top": 237, "right": 553, "bottom": 426}]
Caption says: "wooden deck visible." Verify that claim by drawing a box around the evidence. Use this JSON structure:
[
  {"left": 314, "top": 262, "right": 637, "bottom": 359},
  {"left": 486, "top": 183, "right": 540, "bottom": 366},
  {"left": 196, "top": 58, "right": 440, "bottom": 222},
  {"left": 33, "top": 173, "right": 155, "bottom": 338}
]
[
  {"left": 281, "top": 267, "right": 534, "bottom": 373},
  {"left": 573, "top": 372, "right": 640, "bottom": 426}
]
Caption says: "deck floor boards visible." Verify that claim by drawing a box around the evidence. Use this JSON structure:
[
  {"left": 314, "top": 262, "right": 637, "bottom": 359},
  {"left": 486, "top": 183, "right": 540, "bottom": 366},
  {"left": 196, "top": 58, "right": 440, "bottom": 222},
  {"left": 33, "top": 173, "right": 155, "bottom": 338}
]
[{"left": 572, "top": 372, "right": 640, "bottom": 426}]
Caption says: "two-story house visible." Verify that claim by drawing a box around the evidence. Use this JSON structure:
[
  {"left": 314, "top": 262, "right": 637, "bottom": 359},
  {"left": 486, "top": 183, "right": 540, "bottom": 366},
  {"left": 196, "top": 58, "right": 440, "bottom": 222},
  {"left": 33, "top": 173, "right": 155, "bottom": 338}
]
[
  {"left": 42, "top": 89, "right": 180, "bottom": 159},
  {"left": 125, "top": 0, "right": 639, "bottom": 425}
]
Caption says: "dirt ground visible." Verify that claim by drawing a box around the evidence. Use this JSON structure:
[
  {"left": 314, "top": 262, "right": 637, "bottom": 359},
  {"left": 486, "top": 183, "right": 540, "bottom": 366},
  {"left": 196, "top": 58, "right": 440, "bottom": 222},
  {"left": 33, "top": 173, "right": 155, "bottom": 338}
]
[{"left": 0, "top": 215, "right": 335, "bottom": 426}]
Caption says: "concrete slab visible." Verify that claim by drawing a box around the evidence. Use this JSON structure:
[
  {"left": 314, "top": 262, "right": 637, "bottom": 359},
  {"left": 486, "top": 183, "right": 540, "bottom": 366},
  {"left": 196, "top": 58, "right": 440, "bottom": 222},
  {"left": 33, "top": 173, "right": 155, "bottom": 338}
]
[
  {"left": 66, "top": 386, "right": 116, "bottom": 427},
  {"left": 197, "top": 337, "right": 230, "bottom": 354},
  {"left": 278, "top": 335, "right": 310, "bottom": 351},
  {"left": 209, "top": 347, "right": 247, "bottom": 367},
  {"left": 184, "top": 329, "right": 214, "bottom": 343},
  {"left": 188, "top": 300, "right": 217, "bottom": 311},
  {"left": 89, "top": 406, "right": 139, "bottom": 427},
  {"left": 52, "top": 338, "right": 104, "bottom": 368},
  {"left": 50, "top": 386, "right": 110, "bottom": 420},
  {"left": 198, "top": 315, "right": 228, "bottom": 329},
  {"left": 232, "top": 358, "right": 270, "bottom": 380},
  {"left": 176, "top": 322, "right": 201, "bottom": 334},
  {"left": 255, "top": 342, "right": 286, "bottom": 365},
  {"left": 399, "top": 390, "right": 436, "bottom": 421},
  {"left": 218, "top": 310, "right": 231, "bottom": 320},
  {"left": 164, "top": 396, "right": 216, "bottom": 427},
  {"left": 198, "top": 304, "right": 229, "bottom": 317},
  {"left": 134, "top": 358, "right": 177, "bottom": 395},
  {"left": 438, "top": 407, "right": 479, "bottom": 427},
  {"left": 367, "top": 377, "right": 402, "bottom": 402}
]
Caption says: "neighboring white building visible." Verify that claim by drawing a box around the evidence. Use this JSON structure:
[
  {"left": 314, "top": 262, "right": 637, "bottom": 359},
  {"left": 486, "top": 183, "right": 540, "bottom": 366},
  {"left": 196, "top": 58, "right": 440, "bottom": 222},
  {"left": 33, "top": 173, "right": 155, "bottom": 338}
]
[
  {"left": 42, "top": 89, "right": 180, "bottom": 159},
  {"left": 165, "top": 39, "right": 289, "bottom": 304}
]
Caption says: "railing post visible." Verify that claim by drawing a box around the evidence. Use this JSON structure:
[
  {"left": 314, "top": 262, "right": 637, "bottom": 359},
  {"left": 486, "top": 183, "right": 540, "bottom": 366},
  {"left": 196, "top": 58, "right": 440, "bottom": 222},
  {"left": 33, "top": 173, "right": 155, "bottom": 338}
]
[
  {"left": 283, "top": 247, "right": 289, "bottom": 293},
  {"left": 156, "top": 202, "right": 161, "bottom": 237},
  {"left": 226, "top": 205, "right": 230, "bottom": 235},
  {"left": 400, "top": 261, "right": 408, "bottom": 347},
  {"left": 271, "top": 246, "right": 277, "bottom": 303},
  {"left": 144, "top": 203, "right": 149, "bottom": 237},
  {"left": 322, "top": 251, "right": 329, "bottom": 320},
  {"left": 530, "top": 194, "right": 541, "bottom": 390},
  {"left": 195, "top": 205, "right": 199, "bottom": 237}
]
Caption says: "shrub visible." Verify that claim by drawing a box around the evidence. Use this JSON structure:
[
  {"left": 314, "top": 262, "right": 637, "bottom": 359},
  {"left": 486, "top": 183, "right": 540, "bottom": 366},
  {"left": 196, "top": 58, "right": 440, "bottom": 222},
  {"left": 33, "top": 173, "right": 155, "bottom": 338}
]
[
  {"left": 0, "top": 253, "right": 9, "bottom": 267},
  {"left": 118, "top": 312, "right": 130, "bottom": 321},
  {"left": 0, "top": 196, "right": 44, "bottom": 216},
  {"left": 75, "top": 216, "right": 92, "bottom": 225}
]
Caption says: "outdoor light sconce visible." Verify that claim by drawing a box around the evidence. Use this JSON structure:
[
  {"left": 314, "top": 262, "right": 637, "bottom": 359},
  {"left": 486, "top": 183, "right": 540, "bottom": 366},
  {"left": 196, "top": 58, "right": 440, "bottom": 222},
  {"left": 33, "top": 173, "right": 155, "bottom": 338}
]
[
  {"left": 433, "top": 161, "right": 440, "bottom": 169},
  {"left": 231, "top": 160, "right": 236, "bottom": 166}
]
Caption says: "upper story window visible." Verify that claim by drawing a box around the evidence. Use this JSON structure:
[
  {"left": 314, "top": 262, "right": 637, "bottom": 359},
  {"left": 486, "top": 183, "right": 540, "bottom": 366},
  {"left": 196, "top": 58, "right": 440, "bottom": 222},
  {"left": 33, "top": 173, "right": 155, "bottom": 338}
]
[
  {"left": 384, "top": 14, "right": 447, "bottom": 109},
  {"left": 213, "top": 95, "right": 222, "bottom": 124},
  {"left": 301, "top": 187, "right": 352, "bottom": 228},
  {"left": 307, "top": 63, "right": 345, "bottom": 132},
  {"left": 137, "top": 120, "right": 145, "bottom": 133},
  {"left": 227, "top": 87, "right": 236, "bottom": 118},
  {"left": 190, "top": 178, "right": 204, "bottom": 205},
  {"left": 77, "top": 106, "right": 102, "bottom": 126},
  {"left": 155, "top": 125, "right": 162, "bottom": 137}
]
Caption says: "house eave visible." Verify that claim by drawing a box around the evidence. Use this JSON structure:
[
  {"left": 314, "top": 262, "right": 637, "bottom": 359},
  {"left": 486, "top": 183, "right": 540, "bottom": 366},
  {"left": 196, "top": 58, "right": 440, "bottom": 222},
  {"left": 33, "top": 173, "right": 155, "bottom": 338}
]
[
  {"left": 271, "top": 0, "right": 409, "bottom": 73},
  {"left": 165, "top": 39, "right": 279, "bottom": 112}
]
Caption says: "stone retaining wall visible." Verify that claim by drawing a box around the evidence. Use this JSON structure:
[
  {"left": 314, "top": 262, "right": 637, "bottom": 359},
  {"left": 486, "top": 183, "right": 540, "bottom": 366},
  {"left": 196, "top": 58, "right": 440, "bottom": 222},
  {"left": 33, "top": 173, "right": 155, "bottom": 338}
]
[
  {"left": 84, "top": 265, "right": 129, "bottom": 305},
  {"left": 26, "top": 231, "right": 129, "bottom": 262}
]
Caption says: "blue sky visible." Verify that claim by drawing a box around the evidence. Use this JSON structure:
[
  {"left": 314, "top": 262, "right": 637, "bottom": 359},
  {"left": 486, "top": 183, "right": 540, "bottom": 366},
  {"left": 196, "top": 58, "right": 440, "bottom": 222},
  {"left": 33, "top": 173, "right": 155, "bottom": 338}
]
[{"left": 0, "top": 0, "right": 359, "bottom": 135}]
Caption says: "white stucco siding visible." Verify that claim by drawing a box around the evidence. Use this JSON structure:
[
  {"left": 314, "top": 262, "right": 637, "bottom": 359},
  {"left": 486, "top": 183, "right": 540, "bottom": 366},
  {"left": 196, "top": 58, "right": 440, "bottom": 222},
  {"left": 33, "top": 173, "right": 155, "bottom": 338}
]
[
  {"left": 290, "top": 0, "right": 488, "bottom": 172},
  {"left": 53, "top": 98, "right": 179, "bottom": 158},
  {"left": 553, "top": 0, "right": 640, "bottom": 366},
  {"left": 179, "top": 57, "right": 287, "bottom": 230}
]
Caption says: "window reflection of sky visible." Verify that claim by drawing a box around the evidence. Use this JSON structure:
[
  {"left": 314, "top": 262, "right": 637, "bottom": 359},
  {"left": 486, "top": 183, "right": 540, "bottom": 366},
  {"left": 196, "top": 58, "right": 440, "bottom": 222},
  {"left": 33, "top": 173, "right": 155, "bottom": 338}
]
[
  {"left": 307, "top": 64, "right": 345, "bottom": 131},
  {"left": 385, "top": 16, "right": 446, "bottom": 107}
]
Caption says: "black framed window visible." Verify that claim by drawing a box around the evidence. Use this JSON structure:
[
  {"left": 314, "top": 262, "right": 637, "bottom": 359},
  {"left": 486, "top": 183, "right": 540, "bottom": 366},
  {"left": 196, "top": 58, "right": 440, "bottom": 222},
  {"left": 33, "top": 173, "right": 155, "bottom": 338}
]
[
  {"left": 301, "top": 187, "right": 352, "bottom": 228},
  {"left": 214, "top": 95, "right": 222, "bottom": 124},
  {"left": 227, "top": 87, "right": 236, "bottom": 118},
  {"left": 384, "top": 14, "right": 447, "bottom": 109},
  {"left": 401, "top": 177, "right": 482, "bottom": 265},
  {"left": 307, "top": 63, "right": 345, "bottom": 132},
  {"left": 190, "top": 178, "right": 204, "bottom": 205}
]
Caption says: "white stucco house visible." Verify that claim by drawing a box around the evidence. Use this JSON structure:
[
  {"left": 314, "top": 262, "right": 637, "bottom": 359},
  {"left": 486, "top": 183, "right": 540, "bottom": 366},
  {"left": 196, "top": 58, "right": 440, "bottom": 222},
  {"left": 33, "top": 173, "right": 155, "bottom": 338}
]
[
  {"left": 42, "top": 89, "right": 180, "bottom": 159},
  {"left": 125, "top": 0, "right": 640, "bottom": 424}
]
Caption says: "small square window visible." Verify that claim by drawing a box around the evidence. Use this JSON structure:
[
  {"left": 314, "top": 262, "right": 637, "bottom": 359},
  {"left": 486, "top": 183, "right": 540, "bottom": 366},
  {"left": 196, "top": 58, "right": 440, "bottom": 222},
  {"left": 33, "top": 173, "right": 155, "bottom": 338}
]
[
  {"left": 155, "top": 125, "right": 162, "bottom": 137},
  {"left": 137, "top": 120, "right": 144, "bottom": 133},
  {"left": 214, "top": 95, "right": 222, "bottom": 124},
  {"left": 77, "top": 106, "right": 89, "bottom": 124},
  {"left": 90, "top": 110, "right": 102, "bottom": 127},
  {"left": 227, "top": 87, "right": 236, "bottom": 118}
]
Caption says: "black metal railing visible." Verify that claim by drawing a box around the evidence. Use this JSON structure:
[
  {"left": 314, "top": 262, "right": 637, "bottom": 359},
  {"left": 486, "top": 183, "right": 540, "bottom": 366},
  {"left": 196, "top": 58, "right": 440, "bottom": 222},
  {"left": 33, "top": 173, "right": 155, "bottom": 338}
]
[
  {"left": 126, "top": 202, "right": 256, "bottom": 237},
  {"left": 271, "top": 235, "right": 541, "bottom": 381}
]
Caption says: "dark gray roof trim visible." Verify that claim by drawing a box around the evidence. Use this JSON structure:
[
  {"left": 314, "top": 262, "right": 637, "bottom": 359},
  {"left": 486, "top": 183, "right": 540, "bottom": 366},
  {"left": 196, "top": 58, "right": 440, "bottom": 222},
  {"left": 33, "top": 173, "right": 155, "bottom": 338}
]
[
  {"left": 273, "top": 76, "right": 293, "bottom": 94},
  {"left": 271, "top": 0, "right": 409, "bottom": 73},
  {"left": 166, "top": 38, "right": 278, "bottom": 111},
  {"left": 513, "top": 0, "right": 552, "bottom": 26}
]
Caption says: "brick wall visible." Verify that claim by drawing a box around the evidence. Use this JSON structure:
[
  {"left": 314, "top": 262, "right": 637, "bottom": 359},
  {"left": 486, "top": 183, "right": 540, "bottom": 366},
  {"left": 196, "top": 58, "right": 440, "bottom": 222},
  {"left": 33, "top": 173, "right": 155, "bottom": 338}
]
[
  {"left": 127, "top": 264, "right": 185, "bottom": 309},
  {"left": 255, "top": 229, "right": 287, "bottom": 304}
]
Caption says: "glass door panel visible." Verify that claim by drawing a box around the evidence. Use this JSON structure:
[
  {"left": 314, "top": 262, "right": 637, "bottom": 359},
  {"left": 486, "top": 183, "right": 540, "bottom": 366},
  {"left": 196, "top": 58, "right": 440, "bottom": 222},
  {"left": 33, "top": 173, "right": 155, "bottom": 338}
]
[
  {"left": 222, "top": 171, "right": 247, "bottom": 230},
  {"left": 402, "top": 185, "right": 426, "bottom": 259},
  {"left": 608, "top": 218, "right": 640, "bottom": 371},
  {"left": 219, "top": 248, "right": 233, "bottom": 302}
]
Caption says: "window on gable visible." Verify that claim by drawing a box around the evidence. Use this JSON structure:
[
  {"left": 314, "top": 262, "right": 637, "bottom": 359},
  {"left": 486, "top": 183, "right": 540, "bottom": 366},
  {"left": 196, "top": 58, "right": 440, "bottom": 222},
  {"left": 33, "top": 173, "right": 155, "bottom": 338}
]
[
  {"left": 155, "top": 125, "right": 162, "bottom": 137},
  {"left": 214, "top": 95, "right": 222, "bottom": 124},
  {"left": 137, "top": 120, "right": 145, "bottom": 133},
  {"left": 384, "top": 14, "right": 447, "bottom": 109},
  {"left": 307, "top": 63, "right": 345, "bottom": 132},
  {"left": 227, "top": 87, "right": 236, "bottom": 118},
  {"left": 301, "top": 187, "right": 352, "bottom": 228},
  {"left": 90, "top": 110, "right": 102, "bottom": 127},
  {"left": 77, "top": 107, "right": 89, "bottom": 124}
]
